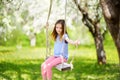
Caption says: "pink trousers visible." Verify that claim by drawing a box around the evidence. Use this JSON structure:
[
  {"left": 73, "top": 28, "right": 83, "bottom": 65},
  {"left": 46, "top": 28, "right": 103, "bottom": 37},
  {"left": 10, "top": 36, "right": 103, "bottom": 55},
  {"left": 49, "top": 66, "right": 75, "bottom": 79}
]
[{"left": 41, "top": 56, "right": 67, "bottom": 80}]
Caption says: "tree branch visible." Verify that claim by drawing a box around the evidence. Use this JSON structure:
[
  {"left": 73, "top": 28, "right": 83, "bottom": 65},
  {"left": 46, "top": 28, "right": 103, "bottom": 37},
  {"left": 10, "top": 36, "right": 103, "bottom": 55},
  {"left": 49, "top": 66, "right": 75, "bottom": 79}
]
[{"left": 73, "top": 0, "right": 94, "bottom": 36}]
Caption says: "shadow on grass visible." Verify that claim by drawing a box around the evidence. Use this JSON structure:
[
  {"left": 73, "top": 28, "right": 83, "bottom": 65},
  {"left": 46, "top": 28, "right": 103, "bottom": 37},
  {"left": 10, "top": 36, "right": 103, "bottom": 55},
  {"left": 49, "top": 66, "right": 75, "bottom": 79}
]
[
  {"left": 73, "top": 58, "right": 120, "bottom": 80},
  {"left": 0, "top": 59, "right": 43, "bottom": 80},
  {"left": 52, "top": 57, "right": 120, "bottom": 80},
  {"left": 0, "top": 58, "right": 120, "bottom": 80}
]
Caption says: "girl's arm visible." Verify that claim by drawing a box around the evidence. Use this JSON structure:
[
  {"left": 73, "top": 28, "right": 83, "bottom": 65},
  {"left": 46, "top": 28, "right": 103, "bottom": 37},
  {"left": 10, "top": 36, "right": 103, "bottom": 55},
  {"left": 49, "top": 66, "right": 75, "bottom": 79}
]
[{"left": 65, "top": 37, "right": 80, "bottom": 46}]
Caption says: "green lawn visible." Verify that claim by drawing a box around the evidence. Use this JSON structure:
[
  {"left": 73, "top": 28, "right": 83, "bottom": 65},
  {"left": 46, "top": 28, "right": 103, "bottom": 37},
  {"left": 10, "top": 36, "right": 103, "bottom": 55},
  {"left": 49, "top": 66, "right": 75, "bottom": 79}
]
[{"left": 0, "top": 46, "right": 120, "bottom": 80}]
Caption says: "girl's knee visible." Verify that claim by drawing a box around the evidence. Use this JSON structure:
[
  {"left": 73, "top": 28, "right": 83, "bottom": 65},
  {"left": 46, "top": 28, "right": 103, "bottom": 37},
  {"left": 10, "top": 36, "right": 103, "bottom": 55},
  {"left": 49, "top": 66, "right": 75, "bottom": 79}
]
[
  {"left": 41, "top": 63, "right": 46, "bottom": 69},
  {"left": 42, "top": 62, "right": 54, "bottom": 71},
  {"left": 46, "top": 63, "right": 53, "bottom": 70}
]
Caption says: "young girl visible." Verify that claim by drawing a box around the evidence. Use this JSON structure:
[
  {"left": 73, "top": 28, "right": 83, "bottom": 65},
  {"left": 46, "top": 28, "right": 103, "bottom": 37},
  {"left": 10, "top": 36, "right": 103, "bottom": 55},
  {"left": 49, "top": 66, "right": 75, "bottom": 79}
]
[{"left": 41, "top": 19, "right": 80, "bottom": 80}]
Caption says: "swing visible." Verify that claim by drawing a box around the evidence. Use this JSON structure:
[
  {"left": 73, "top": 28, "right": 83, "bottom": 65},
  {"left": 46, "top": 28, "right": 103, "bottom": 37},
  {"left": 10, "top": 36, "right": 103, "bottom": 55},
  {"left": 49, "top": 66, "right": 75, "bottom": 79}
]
[
  {"left": 55, "top": 62, "right": 73, "bottom": 71},
  {"left": 45, "top": 0, "right": 77, "bottom": 71},
  {"left": 55, "top": 47, "right": 76, "bottom": 71},
  {"left": 55, "top": 37, "right": 78, "bottom": 71}
]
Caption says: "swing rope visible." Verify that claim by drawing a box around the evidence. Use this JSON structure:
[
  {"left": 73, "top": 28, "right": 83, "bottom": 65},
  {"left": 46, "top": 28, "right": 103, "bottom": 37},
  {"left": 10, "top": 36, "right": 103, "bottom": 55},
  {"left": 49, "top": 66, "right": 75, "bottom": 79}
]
[
  {"left": 45, "top": 0, "right": 53, "bottom": 59},
  {"left": 69, "top": 0, "right": 79, "bottom": 65}
]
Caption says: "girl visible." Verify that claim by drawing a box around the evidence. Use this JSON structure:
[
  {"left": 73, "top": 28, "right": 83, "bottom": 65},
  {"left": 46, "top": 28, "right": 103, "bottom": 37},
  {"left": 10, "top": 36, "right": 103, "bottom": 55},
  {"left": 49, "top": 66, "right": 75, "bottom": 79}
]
[{"left": 41, "top": 19, "right": 80, "bottom": 80}]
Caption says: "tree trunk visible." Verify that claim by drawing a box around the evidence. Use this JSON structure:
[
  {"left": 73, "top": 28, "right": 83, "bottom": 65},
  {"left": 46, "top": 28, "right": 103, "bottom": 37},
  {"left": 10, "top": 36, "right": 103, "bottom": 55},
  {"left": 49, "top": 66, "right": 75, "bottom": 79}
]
[
  {"left": 73, "top": 0, "right": 106, "bottom": 64},
  {"left": 94, "top": 23, "right": 106, "bottom": 64},
  {"left": 100, "top": 0, "right": 120, "bottom": 64}
]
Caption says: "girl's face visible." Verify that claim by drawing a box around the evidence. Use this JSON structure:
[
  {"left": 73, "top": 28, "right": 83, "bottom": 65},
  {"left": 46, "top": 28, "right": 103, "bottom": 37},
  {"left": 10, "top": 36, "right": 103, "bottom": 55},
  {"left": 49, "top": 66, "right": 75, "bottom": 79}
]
[{"left": 56, "top": 23, "right": 63, "bottom": 35}]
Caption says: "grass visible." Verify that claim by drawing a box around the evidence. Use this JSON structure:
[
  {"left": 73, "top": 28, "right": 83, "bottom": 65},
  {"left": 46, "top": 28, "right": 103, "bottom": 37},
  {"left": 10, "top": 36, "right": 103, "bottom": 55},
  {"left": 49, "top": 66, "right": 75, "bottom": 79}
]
[{"left": 0, "top": 46, "right": 120, "bottom": 80}]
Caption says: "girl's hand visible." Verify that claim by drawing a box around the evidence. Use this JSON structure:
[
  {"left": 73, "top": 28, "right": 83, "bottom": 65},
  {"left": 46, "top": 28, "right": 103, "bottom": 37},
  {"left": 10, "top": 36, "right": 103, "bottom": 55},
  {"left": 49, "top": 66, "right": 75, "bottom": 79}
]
[{"left": 74, "top": 40, "right": 80, "bottom": 46}]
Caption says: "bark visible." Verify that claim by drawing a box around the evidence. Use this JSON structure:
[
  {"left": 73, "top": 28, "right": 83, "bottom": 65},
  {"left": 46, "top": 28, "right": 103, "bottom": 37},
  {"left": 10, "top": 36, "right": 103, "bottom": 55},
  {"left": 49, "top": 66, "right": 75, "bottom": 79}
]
[
  {"left": 100, "top": 0, "right": 120, "bottom": 64},
  {"left": 94, "top": 23, "right": 106, "bottom": 64},
  {"left": 73, "top": 0, "right": 106, "bottom": 64}
]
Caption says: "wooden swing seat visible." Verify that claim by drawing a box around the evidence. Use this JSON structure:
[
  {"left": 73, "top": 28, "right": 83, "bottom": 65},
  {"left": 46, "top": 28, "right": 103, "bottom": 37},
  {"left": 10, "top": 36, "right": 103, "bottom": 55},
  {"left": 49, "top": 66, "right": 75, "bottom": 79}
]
[{"left": 55, "top": 62, "right": 73, "bottom": 71}]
